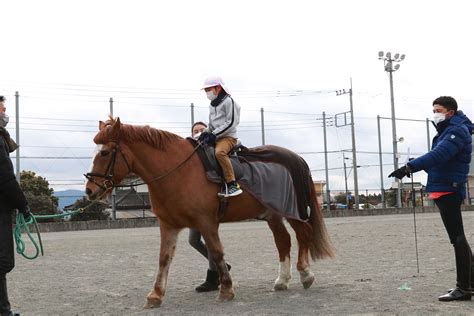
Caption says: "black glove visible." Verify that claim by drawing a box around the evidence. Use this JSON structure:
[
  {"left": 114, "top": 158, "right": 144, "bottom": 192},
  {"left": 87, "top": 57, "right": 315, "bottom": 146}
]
[
  {"left": 19, "top": 206, "right": 32, "bottom": 222},
  {"left": 388, "top": 165, "right": 411, "bottom": 180},
  {"left": 198, "top": 132, "right": 216, "bottom": 145}
]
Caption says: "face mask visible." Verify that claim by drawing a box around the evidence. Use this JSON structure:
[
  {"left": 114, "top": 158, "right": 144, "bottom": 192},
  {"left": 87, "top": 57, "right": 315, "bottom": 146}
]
[
  {"left": 433, "top": 112, "right": 446, "bottom": 125},
  {"left": 0, "top": 112, "right": 9, "bottom": 127},
  {"left": 206, "top": 90, "right": 217, "bottom": 101}
]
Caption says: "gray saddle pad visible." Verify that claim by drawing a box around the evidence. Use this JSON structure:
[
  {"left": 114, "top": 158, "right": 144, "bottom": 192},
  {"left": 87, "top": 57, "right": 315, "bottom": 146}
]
[{"left": 189, "top": 138, "right": 312, "bottom": 222}]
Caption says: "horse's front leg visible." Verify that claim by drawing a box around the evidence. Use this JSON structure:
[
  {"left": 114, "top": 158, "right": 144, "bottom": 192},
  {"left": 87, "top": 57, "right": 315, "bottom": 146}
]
[
  {"left": 144, "top": 223, "right": 180, "bottom": 309},
  {"left": 201, "top": 226, "right": 234, "bottom": 302}
]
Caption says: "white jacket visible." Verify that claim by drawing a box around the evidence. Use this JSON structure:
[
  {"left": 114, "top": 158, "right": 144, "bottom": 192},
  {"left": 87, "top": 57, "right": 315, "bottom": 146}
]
[{"left": 207, "top": 95, "right": 240, "bottom": 139}]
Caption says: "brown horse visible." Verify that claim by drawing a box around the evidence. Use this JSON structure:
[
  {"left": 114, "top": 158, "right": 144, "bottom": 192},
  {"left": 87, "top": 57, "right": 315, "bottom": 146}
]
[{"left": 85, "top": 117, "right": 334, "bottom": 308}]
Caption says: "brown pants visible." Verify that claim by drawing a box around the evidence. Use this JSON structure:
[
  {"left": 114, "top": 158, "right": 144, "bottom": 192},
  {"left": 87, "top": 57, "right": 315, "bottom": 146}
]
[{"left": 215, "top": 137, "right": 237, "bottom": 183}]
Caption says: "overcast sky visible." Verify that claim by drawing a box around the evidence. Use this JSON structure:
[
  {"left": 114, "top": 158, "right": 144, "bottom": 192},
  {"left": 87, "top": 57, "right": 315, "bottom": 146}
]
[{"left": 1, "top": 0, "right": 473, "bottom": 197}]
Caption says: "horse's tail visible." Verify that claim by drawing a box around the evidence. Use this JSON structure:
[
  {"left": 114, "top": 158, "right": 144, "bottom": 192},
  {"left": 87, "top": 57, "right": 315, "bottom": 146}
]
[{"left": 308, "top": 180, "right": 335, "bottom": 260}]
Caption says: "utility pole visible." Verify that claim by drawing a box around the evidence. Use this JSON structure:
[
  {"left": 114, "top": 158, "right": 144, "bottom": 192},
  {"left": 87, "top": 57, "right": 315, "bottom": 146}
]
[
  {"left": 109, "top": 97, "right": 114, "bottom": 117},
  {"left": 322, "top": 112, "right": 330, "bottom": 212},
  {"left": 190, "top": 103, "right": 195, "bottom": 126},
  {"left": 335, "top": 80, "right": 359, "bottom": 209},
  {"left": 109, "top": 97, "right": 116, "bottom": 220},
  {"left": 425, "top": 118, "right": 431, "bottom": 151},
  {"left": 15, "top": 91, "right": 20, "bottom": 183},
  {"left": 343, "top": 153, "right": 349, "bottom": 207},
  {"left": 379, "top": 51, "right": 405, "bottom": 208},
  {"left": 260, "top": 107, "right": 265, "bottom": 145}
]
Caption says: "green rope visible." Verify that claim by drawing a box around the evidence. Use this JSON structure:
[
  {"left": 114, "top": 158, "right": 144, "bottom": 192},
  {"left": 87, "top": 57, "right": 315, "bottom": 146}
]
[{"left": 14, "top": 209, "right": 83, "bottom": 260}]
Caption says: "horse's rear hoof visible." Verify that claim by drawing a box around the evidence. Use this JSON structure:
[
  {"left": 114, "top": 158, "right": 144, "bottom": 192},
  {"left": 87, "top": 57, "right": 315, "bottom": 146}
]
[
  {"left": 217, "top": 290, "right": 235, "bottom": 302},
  {"left": 273, "top": 283, "right": 289, "bottom": 291},
  {"left": 144, "top": 293, "right": 162, "bottom": 309},
  {"left": 302, "top": 274, "right": 315, "bottom": 289}
]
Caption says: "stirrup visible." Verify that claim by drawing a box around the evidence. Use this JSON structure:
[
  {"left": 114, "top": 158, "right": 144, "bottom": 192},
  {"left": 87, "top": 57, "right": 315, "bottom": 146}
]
[{"left": 217, "top": 183, "right": 229, "bottom": 197}]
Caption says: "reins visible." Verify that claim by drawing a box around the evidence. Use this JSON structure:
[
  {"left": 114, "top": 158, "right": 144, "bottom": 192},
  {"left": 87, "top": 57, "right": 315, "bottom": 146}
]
[
  {"left": 123, "top": 141, "right": 202, "bottom": 187},
  {"left": 86, "top": 140, "right": 203, "bottom": 189},
  {"left": 14, "top": 199, "right": 106, "bottom": 260}
]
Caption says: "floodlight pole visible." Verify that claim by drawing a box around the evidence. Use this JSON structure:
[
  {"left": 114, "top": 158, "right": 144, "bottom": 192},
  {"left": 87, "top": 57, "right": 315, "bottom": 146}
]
[
  {"left": 380, "top": 51, "right": 405, "bottom": 208},
  {"left": 388, "top": 64, "right": 401, "bottom": 208}
]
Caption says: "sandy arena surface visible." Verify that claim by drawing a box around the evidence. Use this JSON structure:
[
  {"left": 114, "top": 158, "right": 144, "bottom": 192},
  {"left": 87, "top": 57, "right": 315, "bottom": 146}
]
[{"left": 8, "top": 212, "right": 474, "bottom": 315}]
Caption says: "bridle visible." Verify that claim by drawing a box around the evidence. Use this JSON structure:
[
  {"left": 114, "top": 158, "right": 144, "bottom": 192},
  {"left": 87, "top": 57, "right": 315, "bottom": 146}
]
[
  {"left": 84, "top": 139, "right": 202, "bottom": 193},
  {"left": 84, "top": 141, "right": 132, "bottom": 193}
]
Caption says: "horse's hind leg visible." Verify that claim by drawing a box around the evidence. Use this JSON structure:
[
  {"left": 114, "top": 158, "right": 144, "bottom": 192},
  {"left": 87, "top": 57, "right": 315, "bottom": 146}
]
[
  {"left": 266, "top": 214, "right": 292, "bottom": 291},
  {"left": 144, "top": 223, "right": 180, "bottom": 309},
  {"left": 287, "top": 219, "right": 315, "bottom": 289}
]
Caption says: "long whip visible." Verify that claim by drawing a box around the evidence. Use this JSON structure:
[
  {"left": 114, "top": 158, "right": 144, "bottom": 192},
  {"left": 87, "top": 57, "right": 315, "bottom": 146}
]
[
  {"left": 411, "top": 172, "right": 420, "bottom": 274},
  {"left": 407, "top": 150, "right": 420, "bottom": 274}
]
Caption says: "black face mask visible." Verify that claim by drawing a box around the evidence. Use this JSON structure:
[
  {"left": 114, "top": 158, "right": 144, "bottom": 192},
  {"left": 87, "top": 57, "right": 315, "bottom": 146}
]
[
  {"left": 0, "top": 112, "right": 9, "bottom": 127},
  {"left": 210, "top": 90, "right": 229, "bottom": 107}
]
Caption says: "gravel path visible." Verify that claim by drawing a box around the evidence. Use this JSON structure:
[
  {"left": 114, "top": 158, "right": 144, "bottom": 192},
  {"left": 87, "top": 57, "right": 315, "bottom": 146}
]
[{"left": 8, "top": 212, "right": 474, "bottom": 315}]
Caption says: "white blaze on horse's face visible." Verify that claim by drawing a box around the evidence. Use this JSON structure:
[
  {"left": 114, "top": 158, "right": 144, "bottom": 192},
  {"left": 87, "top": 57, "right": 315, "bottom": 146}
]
[
  {"left": 89, "top": 144, "right": 104, "bottom": 171},
  {"left": 85, "top": 145, "right": 105, "bottom": 189}
]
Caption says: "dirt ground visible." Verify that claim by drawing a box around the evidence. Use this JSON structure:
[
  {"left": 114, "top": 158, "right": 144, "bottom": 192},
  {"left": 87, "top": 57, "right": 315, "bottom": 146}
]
[{"left": 8, "top": 212, "right": 474, "bottom": 315}]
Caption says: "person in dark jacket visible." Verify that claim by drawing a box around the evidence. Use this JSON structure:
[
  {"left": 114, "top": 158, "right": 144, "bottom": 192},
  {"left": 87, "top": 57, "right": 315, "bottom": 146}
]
[
  {"left": 189, "top": 121, "right": 231, "bottom": 292},
  {"left": 389, "top": 96, "right": 473, "bottom": 301},
  {"left": 0, "top": 95, "right": 31, "bottom": 315}
]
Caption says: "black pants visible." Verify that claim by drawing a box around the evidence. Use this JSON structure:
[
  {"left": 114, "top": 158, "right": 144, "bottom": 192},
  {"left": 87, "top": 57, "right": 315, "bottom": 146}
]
[
  {"left": 0, "top": 210, "right": 14, "bottom": 276},
  {"left": 0, "top": 209, "right": 14, "bottom": 315},
  {"left": 435, "top": 193, "right": 472, "bottom": 290},
  {"left": 188, "top": 228, "right": 217, "bottom": 271}
]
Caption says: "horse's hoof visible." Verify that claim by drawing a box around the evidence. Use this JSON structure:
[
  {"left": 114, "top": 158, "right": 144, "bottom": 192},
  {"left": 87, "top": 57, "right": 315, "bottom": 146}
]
[
  {"left": 217, "top": 290, "right": 235, "bottom": 302},
  {"left": 144, "top": 295, "right": 162, "bottom": 309},
  {"left": 302, "top": 274, "right": 315, "bottom": 289},
  {"left": 273, "top": 283, "right": 289, "bottom": 291}
]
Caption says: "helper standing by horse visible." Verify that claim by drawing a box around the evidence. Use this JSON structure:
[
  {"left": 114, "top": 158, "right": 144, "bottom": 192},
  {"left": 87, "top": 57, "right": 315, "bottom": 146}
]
[
  {"left": 189, "top": 121, "right": 231, "bottom": 292},
  {"left": 389, "top": 96, "right": 473, "bottom": 301},
  {"left": 0, "top": 96, "right": 31, "bottom": 316},
  {"left": 198, "top": 76, "right": 242, "bottom": 197}
]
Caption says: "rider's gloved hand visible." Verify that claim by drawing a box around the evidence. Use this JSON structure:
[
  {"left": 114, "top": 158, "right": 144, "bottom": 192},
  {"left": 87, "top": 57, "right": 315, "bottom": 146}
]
[{"left": 198, "top": 132, "right": 216, "bottom": 145}]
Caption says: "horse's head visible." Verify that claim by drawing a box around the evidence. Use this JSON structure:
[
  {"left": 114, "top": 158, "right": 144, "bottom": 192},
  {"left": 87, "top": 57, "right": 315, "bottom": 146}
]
[{"left": 85, "top": 117, "right": 132, "bottom": 200}]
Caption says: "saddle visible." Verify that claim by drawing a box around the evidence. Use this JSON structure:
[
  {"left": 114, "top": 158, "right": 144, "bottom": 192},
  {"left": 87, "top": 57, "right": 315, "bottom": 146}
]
[{"left": 187, "top": 138, "right": 313, "bottom": 221}]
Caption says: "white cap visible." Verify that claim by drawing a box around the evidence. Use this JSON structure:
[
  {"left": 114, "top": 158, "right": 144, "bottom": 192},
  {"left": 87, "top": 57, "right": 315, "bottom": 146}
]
[{"left": 201, "top": 76, "right": 230, "bottom": 94}]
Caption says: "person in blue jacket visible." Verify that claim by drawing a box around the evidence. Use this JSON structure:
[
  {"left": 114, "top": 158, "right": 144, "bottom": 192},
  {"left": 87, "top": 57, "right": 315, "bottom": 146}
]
[{"left": 389, "top": 96, "right": 473, "bottom": 301}]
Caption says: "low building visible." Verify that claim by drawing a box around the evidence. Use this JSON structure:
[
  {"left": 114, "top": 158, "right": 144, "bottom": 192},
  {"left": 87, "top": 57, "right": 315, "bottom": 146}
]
[{"left": 313, "top": 180, "right": 326, "bottom": 206}]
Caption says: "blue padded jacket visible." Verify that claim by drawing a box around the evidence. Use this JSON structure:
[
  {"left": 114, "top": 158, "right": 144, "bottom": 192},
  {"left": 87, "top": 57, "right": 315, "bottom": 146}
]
[{"left": 408, "top": 111, "right": 473, "bottom": 198}]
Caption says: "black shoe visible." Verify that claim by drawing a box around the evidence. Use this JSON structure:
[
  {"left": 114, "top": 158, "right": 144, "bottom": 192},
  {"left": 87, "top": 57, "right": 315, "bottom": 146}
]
[
  {"left": 0, "top": 275, "right": 11, "bottom": 316},
  {"left": 195, "top": 270, "right": 219, "bottom": 293},
  {"left": 438, "top": 288, "right": 472, "bottom": 301}
]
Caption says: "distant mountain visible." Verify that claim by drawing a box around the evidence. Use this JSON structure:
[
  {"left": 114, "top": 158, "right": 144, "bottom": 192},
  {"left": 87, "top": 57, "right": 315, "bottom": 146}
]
[{"left": 54, "top": 189, "right": 85, "bottom": 210}]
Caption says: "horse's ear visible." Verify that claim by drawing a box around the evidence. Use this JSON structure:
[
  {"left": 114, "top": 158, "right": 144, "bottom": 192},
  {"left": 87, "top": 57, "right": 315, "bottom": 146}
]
[
  {"left": 110, "top": 117, "right": 121, "bottom": 137},
  {"left": 99, "top": 121, "right": 106, "bottom": 130}
]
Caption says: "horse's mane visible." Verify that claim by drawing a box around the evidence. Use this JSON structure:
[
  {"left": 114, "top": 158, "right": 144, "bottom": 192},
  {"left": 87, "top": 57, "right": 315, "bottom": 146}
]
[
  {"left": 94, "top": 118, "right": 183, "bottom": 150},
  {"left": 121, "top": 124, "right": 183, "bottom": 149}
]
